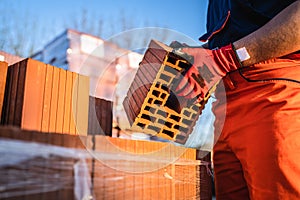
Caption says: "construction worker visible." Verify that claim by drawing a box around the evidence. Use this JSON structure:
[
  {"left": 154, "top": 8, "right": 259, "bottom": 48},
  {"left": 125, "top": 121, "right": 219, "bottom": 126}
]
[{"left": 176, "top": 0, "right": 300, "bottom": 199}]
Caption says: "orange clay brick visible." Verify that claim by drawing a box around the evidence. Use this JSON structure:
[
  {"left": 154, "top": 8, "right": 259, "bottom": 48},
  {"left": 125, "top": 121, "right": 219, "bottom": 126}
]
[{"left": 123, "top": 40, "right": 214, "bottom": 144}]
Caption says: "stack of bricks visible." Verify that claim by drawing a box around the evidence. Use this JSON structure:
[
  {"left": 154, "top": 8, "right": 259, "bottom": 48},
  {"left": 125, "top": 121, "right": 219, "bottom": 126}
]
[
  {"left": 0, "top": 126, "right": 87, "bottom": 200},
  {"left": 0, "top": 58, "right": 89, "bottom": 135},
  {"left": 123, "top": 40, "right": 210, "bottom": 144},
  {"left": 88, "top": 96, "right": 113, "bottom": 136},
  {"left": 0, "top": 61, "right": 8, "bottom": 121},
  {"left": 0, "top": 126, "right": 212, "bottom": 200},
  {"left": 91, "top": 136, "right": 212, "bottom": 200}
]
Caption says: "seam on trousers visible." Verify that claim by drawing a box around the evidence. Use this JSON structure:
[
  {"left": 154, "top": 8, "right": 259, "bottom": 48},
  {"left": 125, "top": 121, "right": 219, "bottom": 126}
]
[{"left": 238, "top": 69, "right": 300, "bottom": 85}]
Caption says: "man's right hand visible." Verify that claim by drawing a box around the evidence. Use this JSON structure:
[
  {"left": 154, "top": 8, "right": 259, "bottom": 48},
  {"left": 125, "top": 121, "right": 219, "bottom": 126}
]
[{"left": 175, "top": 44, "right": 242, "bottom": 103}]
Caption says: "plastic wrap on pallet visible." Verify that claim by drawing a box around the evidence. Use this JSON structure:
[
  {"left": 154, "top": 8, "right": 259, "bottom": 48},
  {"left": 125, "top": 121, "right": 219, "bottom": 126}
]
[
  {"left": 0, "top": 139, "right": 91, "bottom": 200},
  {"left": 0, "top": 137, "right": 211, "bottom": 200}
]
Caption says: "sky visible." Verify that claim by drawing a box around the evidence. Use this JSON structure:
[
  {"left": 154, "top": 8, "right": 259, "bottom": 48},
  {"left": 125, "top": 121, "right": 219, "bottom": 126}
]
[{"left": 0, "top": 0, "right": 209, "bottom": 56}]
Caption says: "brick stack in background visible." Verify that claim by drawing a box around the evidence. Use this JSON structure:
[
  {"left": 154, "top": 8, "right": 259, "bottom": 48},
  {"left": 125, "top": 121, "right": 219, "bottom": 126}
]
[
  {"left": 88, "top": 96, "right": 113, "bottom": 136},
  {"left": 0, "top": 58, "right": 89, "bottom": 135},
  {"left": 91, "top": 136, "right": 211, "bottom": 200},
  {"left": 0, "top": 50, "right": 23, "bottom": 65},
  {"left": 0, "top": 126, "right": 212, "bottom": 200},
  {"left": 123, "top": 40, "right": 211, "bottom": 144},
  {"left": 0, "top": 61, "right": 8, "bottom": 122}
]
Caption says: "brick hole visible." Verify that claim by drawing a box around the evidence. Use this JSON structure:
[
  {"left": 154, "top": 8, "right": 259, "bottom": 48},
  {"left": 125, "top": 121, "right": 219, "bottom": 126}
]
[
  {"left": 178, "top": 61, "right": 192, "bottom": 70},
  {"left": 148, "top": 125, "right": 161, "bottom": 132},
  {"left": 152, "top": 90, "right": 160, "bottom": 97},
  {"left": 144, "top": 106, "right": 151, "bottom": 111},
  {"left": 137, "top": 123, "right": 146, "bottom": 128},
  {"left": 167, "top": 56, "right": 177, "bottom": 65},
  {"left": 160, "top": 84, "right": 170, "bottom": 92},
  {"left": 154, "top": 100, "right": 163, "bottom": 105},
  {"left": 157, "top": 119, "right": 165, "bottom": 125},
  {"left": 183, "top": 110, "right": 191, "bottom": 117},
  {"left": 157, "top": 110, "right": 167, "bottom": 118},
  {"left": 160, "top": 93, "right": 167, "bottom": 99},
  {"left": 165, "top": 121, "right": 173, "bottom": 129},
  {"left": 164, "top": 65, "right": 177, "bottom": 74},
  {"left": 160, "top": 73, "right": 171, "bottom": 82},
  {"left": 170, "top": 115, "right": 181, "bottom": 122},
  {"left": 191, "top": 104, "right": 200, "bottom": 110},
  {"left": 162, "top": 129, "right": 174, "bottom": 138},
  {"left": 182, "top": 118, "right": 192, "bottom": 126},
  {"left": 174, "top": 125, "right": 180, "bottom": 130},
  {"left": 176, "top": 134, "right": 186, "bottom": 141},
  {"left": 145, "top": 106, "right": 156, "bottom": 114},
  {"left": 141, "top": 114, "right": 152, "bottom": 122},
  {"left": 179, "top": 126, "right": 188, "bottom": 133},
  {"left": 148, "top": 98, "right": 153, "bottom": 104}
]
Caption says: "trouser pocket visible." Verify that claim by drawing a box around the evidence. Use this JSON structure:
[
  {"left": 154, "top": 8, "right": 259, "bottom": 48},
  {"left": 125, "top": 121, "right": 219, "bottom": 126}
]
[{"left": 238, "top": 58, "right": 300, "bottom": 85}]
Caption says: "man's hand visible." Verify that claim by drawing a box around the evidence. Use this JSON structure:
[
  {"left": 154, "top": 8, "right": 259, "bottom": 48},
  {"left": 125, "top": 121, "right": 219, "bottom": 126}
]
[{"left": 175, "top": 44, "right": 242, "bottom": 102}]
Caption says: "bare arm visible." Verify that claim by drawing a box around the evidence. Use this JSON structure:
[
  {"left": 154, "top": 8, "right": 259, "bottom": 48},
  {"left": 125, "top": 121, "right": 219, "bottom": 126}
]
[{"left": 233, "top": 0, "right": 300, "bottom": 66}]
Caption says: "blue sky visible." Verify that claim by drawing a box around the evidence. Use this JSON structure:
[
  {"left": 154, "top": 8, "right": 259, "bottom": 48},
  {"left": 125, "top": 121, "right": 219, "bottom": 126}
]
[{"left": 1, "top": 0, "right": 208, "bottom": 56}]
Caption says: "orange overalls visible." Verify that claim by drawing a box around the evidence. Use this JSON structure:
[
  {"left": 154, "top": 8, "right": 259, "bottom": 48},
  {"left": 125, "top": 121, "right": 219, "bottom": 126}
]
[{"left": 213, "top": 55, "right": 300, "bottom": 199}]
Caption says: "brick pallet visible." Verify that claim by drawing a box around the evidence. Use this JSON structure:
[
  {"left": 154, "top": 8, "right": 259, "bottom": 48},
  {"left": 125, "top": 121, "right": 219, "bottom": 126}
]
[
  {"left": 0, "top": 126, "right": 212, "bottom": 200},
  {"left": 0, "top": 58, "right": 89, "bottom": 135},
  {"left": 123, "top": 40, "right": 211, "bottom": 144},
  {"left": 88, "top": 96, "right": 113, "bottom": 136},
  {"left": 0, "top": 61, "right": 8, "bottom": 121}
]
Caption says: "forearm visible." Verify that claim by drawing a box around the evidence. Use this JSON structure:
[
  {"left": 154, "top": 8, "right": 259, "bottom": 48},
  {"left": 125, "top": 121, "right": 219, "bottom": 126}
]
[{"left": 233, "top": 0, "right": 300, "bottom": 66}]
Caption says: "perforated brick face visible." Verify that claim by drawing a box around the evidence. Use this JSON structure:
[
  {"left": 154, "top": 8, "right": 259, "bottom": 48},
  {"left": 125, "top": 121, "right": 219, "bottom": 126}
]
[{"left": 123, "top": 40, "right": 210, "bottom": 144}]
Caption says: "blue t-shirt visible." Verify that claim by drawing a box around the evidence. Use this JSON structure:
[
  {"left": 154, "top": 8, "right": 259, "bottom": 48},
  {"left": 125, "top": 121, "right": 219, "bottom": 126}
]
[{"left": 199, "top": 0, "right": 297, "bottom": 49}]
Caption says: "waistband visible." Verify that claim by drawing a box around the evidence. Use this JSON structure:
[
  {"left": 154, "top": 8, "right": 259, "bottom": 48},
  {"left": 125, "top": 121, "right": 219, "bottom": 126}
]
[
  {"left": 219, "top": 56, "right": 300, "bottom": 91},
  {"left": 239, "top": 56, "right": 300, "bottom": 82}
]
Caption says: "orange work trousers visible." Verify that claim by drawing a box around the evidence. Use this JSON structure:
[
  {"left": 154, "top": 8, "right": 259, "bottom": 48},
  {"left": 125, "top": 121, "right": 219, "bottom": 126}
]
[{"left": 213, "top": 56, "right": 300, "bottom": 200}]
